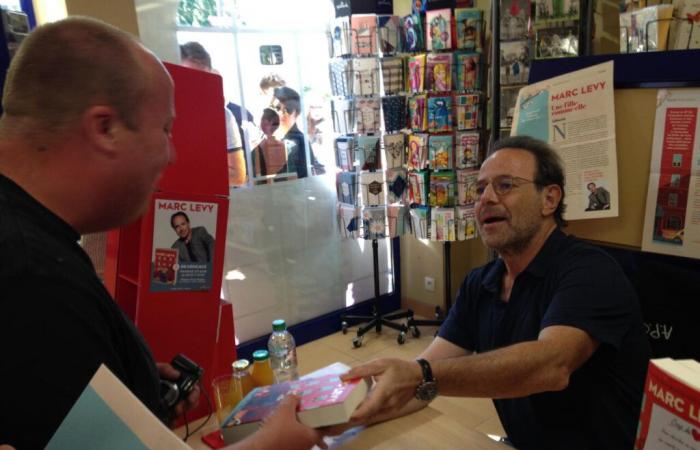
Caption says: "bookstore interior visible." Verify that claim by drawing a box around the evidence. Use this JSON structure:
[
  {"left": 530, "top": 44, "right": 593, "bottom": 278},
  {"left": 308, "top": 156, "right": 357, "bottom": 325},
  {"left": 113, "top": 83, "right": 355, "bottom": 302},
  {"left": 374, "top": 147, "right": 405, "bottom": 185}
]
[{"left": 3, "top": 0, "right": 700, "bottom": 448}]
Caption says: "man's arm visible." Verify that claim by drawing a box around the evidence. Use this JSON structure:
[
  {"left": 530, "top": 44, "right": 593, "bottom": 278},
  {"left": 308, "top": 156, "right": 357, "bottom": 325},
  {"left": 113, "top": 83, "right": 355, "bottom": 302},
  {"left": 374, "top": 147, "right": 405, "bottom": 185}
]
[{"left": 345, "top": 325, "right": 598, "bottom": 425}]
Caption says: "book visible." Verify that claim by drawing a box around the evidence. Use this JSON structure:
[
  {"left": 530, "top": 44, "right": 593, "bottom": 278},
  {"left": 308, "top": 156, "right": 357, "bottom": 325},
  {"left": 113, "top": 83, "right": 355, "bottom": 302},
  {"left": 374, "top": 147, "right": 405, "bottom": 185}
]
[
  {"left": 45, "top": 365, "right": 189, "bottom": 450},
  {"left": 339, "top": 204, "right": 361, "bottom": 239},
  {"left": 456, "top": 205, "right": 477, "bottom": 240},
  {"left": 383, "top": 132, "right": 406, "bottom": 168},
  {"left": 455, "top": 131, "right": 480, "bottom": 169},
  {"left": 431, "top": 207, "right": 456, "bottom": 241},
  {"left": 362, "top": 206, "right": 387, "bottom": 239},
  {"left": 634, "top": 358, "right": 700, "bottom": 450},
  {"left": 426, "top": 8, "right": 452, "bottom": 50},
  {"left": 426, "top": 52, "right": 453, "bottom": 92},
  {"left": 153, "top": 248, "right": 178, "bottom": 285},
  {"left": 430, "top": 170, "right": 456, "bottom": 206},
  {"left": 500, "top": 40, "right": 531, "bottom": 85},
  {"left": 619, "top": 5, "right": 674, "bottom": 53},
  {"left": 351, "top": 14, "right": 378, "bottom": 55},
  {"left": 352, "top": 57, "right": 379, "bottom": 96},
  {"left": 455, "top": 8, "right": 483, "bottom": 51},
  {"left": 407, "top": 133, "right": 429, "bottom": 170},
  {"left": 337, "top": 171, "right": 358, "bottom": 205},
  {"left": 408, "top": 94, "right": 428, "bottom": 131},
  {"left": 360, "top": 171, "right": 385, "bottom": 205},
  {"left": 221, "top": 373, "right": 370, "bottom": 445},
  {"left": 429, "top": 134, "right": 454, "bottom": 169},
  {"left": 500, "top": 0, "right": 531, "bottom": 40},
  {"left": 455, "top": 93, "right": 481, "bottom": 130},
  {"left": 407, "top": 54, "right": 426, "bottom": 93},
  {"left": 427, "top": 96, "right": 453, "bottom": 132},
  {"left": 454, "top": 52, "right": 482, "bottom": 91},
  {"left": 377, "top": 15, "right": 400, "bottom": 54},
  {"left": 401, "top": 13, "right": 425, "bottom": 52},
  {"left": 380, "top": 56, "right": 404, "bottom": 94}
]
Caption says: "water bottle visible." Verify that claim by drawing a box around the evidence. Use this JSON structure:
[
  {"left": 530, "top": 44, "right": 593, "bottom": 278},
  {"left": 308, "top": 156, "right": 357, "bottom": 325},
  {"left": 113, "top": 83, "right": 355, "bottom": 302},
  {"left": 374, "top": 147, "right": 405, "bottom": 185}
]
[{"left": 267, "top": 319, "right": 298, "bottom": 383}]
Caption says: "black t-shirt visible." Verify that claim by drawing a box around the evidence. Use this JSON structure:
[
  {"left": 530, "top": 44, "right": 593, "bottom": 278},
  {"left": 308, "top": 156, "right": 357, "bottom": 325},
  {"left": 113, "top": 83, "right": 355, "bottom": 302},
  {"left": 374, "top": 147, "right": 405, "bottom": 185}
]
[
  {"left": 439, "top": 229, "right": 651, "bottom": 450},
  {"left": 0, "top": 174, "right": 167, "bottom": 449}
]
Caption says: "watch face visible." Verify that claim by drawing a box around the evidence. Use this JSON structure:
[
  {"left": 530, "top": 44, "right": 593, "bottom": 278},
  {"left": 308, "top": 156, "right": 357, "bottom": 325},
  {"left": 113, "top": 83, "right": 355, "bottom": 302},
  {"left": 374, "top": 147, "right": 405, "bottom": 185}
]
[{"left": 415, "top": 380, "right": 438, "bottom": 401}]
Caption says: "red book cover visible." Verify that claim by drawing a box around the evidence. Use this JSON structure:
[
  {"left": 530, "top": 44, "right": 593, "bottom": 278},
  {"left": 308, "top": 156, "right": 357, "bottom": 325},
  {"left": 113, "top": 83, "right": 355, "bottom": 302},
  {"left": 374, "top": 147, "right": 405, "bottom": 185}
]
[
  {"left": 220, "top": 374, "right": 369, "bottom": 445},
  {"left": 152, "top": 248, "right": 178, "bottom": 285},
  {"left": 635, "top": 358, "right": 700, "bottom": 450}
]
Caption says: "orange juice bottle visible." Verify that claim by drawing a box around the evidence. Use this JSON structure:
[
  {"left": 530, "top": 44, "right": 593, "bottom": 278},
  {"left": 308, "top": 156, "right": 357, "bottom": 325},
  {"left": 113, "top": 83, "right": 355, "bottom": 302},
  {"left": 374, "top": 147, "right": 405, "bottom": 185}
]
[
  {"left": 230, "top": 359, "right": 254, "bottom": 408},
  {"left": 250, "top": 350, "right": 275, "bottom": 387}
]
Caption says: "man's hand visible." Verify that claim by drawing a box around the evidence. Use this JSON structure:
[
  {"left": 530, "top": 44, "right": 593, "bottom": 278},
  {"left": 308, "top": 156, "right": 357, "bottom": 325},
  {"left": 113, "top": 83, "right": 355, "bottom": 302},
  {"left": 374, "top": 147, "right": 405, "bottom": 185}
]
[
  {"left": 157, "top": 362, "right": 200, "bottom": 418},
  {"left": 340, "top": 358, "right": 423, "bottom": 425}
]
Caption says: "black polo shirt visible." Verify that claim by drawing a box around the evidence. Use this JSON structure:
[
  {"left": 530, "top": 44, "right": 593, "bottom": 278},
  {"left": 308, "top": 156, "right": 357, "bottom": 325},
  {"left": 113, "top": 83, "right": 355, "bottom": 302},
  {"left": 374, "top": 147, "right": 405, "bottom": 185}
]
[
  {"left": 0, "top": 174, "right": 167, "bottom": 449},
  {"left": 439, "top": 228, "right": 650, "bottom": 450}
]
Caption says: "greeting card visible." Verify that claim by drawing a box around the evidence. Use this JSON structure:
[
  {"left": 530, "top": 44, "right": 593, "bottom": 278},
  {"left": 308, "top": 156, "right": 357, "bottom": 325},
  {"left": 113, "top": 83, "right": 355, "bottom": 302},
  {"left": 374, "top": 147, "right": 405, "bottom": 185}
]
[
  {"left": 454, "top": 52, "right": 481, "bottom": 91},
  {"left": 429, "top": 134, "right": 454, "bottom": 170},
  {"left": 427, "top": 96, "right": 453, "bottom": 132},
  {"left": 426, "top": 9, "right": 452, "bottom": 50},
  {"left": 455, "top": 131, "right": 480, "bottom": 169},
  {"left": 426, "top": 53, "right": 453, "bottom": 92}
]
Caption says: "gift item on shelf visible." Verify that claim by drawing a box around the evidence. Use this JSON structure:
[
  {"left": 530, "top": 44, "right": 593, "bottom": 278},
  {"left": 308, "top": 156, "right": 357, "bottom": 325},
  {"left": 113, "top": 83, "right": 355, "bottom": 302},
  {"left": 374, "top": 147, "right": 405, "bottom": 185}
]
[
  {"left": 380, "top": 56, "right": 405, "bottom": 94},
  {"left": 408, "top": 170, "right": 430, "bottom": 205},
  {"left": 429, "top": 170, "right": 456, "bottom": 206},
  {"left": 362, "top": 206, "right": 387, "bottom": 239},
  {"left": 351, "top": 14, "right": 379, "bottom": 55},
  {"left": 360, "top": 171, "right": 386, "bottom": 205},
  {"left": 426, "top": 8, "right": 452, "bottom": 50},
  {"left": 456, "top": 205, "right": 477, "bottom": 240},
  {"left": 427, "top": 96, "right": 453, "bottom": 132},
  {"left": 455, "top": 93, "right": 481, "bottom": 130},
  {"left": 619, "top": 5, "right": 674, "bottom": 53},
  {"left": 401, "top": 13, "right": 425, "bottom": 52},
  {"left": 382, "top": 95, "right": 407, "bottom": 132},
  {"left": 335, "top": 136, "right": 355, "bottom": 172},
  {"left": 429, "top": 134, "right": 454, "bottom": 169},
  {"left": 337, "top": 171, "right": 359, "bottom": 205},
  {"left": 454, "top": 51, "right": 482, "bottom": 91},
  {"left": 669, "top": 0, "right": 700, "bottom": 49},
  {"left": 378, "top": 15, "right": 401, "bottom": 54},
  {"left": 407, "top": 53, "right": 427, "bottom": 93},
  {"left": 352, "top": 57, "right": 380, "bottom": 96},
  {"left": 331, "top": 98, "right": 355, "bottom": 135},
  {"left": 456, "top": 168, "right": 479, "bottom": 205},
  {"left": 383, "top": 132, "right": 406, "bottom": 168},
  {"left": 387, "top": 204, "right": 410, "bottom": 237},
  {"left": 431, "top": 207, "right": 456, "bottom": 241},
  {"left": 355, "top": 135, "right": 381, "bottom": 171},
  {"left": 386, "top": 168, "right": 408, "bottom": 204},
  {"left": 407, "top": 133, "right": 429, "bottom": 170},
  {"left": 426, "top": 52, "right": 453, "bottom": 92},
  {"left": 455, "top": 131, "right": 480, "bottom": 169},
  {"left": 500, "top": 40, "right": 531, "bottom": 85},
  {"left": 455, "top": 8, "right": 484, "bottom": 51},
  {"left": 355, "top": 97, "right": 382, "bottom": 134},
  {"left": 408, "top": 94, "right": 428, "bottom": 131},
  {"left": 500, "top": 0, "right": 532, "bottom": 41},
  {"left": 409, "top": 206, "right": 430, "bottom": 239},
  {"left": 339, "top": 204, "right": 361, "bottom": 239}
]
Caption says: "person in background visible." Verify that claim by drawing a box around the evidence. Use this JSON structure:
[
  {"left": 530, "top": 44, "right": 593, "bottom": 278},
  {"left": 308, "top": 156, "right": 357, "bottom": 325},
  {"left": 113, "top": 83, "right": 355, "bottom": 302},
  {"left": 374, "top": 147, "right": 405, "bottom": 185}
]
[
  {"left": 170, "top": 212, "right": 215, "bottom": 263},
  {"left": 259, "top": 73, "right": 286, "bottom": 108},
  {"left": 0, "top": 17, "right": 323, "bottom": 450},
  {"left": 251, "top": 108, "right": 288, "bottom": 179},
  {"left": 337, "top": 136, "right": 650, "bottom": 450},
  {"left": 180, "top": 41, "right": 247, "bottom": 187}
]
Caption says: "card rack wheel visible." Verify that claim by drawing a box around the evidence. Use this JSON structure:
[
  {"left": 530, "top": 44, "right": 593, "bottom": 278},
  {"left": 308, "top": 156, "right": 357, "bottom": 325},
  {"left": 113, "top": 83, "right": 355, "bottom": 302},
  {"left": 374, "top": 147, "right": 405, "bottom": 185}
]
[
  {"left": 341, "top": 321, "right": 349, "bottom": 335},
  {"left": 397, "top": 331, "right": 407, "bottom": 345},
  {"left": 411, "top": 326, "right": 421, "bottom": 338},
  {"left": 352, "top": 336, "right": 363, "bottom": 348}
]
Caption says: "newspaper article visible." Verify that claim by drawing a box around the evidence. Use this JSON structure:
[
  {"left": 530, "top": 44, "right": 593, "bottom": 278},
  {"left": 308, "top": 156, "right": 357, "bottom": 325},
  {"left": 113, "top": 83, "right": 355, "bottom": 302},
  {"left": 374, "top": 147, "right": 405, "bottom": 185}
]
[
  {"left": 511, "top": 61, "right": 619, "bottom": 220},
  {"left": 642, "top": 89, "right": 700, "bottom": 259}
]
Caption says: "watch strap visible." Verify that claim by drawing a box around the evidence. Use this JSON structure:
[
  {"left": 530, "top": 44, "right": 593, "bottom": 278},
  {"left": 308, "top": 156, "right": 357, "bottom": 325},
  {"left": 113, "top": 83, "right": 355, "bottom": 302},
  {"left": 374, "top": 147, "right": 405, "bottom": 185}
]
[{"left": 416, "top": 358, "right": 434, "bottom": 382}]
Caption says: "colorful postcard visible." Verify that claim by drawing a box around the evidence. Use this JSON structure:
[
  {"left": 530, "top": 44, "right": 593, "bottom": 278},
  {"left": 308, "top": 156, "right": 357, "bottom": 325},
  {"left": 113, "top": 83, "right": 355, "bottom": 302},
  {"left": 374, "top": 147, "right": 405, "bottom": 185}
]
[
  {"left": 426, "top": 52, "right": 453, "bottom": 92},
  {"left": 500, "top": 0, "right": 532, "bottom": 40},
  {"left": 457, "top": 169, "right": 479, "bottom": 206},
  {"left": 454, "top": 52, "right": 481, "bottom": 91},
  {"left": 352, "top": 14, "right": 378, "bottom": 55},
  {"left": 381, "top": 56, "right": 404, "bottom": 94},
  {"left": 431, "top": 207, "right": 456, "bottom": 241},
  {"left": 408, "top": 171, "right": 430, "bottom": 206},
  {"left": 360, "top": 172, "right": 385, "bottom": 206},
  {"left": 339, "top": 204, "right": 361, "bottom": 239},
  {"left": 331, "top": 16, "right": 351, "bottom": 57},
  {"left": 430, "top": 171, "right": 456, "bottom": 207},
  {"left": 454, "top": 94, "right": 481, "bottom": 130},
  {"left": 401, "top": 13, "right": 425, "bottom": 52},
  {"left": 535, "top": 0, "right": 580, "bottom": 24},
  {"left": 362, "top": 206, "right": 387, "bottom": 239},
  {"left": 355, "top": 136, "right": 381, "bottom": 171},
  {"left": 386, "top": 168, "right": 408, "bottom": 204},
  {"left": 456, "top": 205, "right": 477, "bottom": 240},
  {"left": 407, "top": 133, "right": 429, "bottom": 170},
  {"left": 426, "top": 8, "right": 452, "bottom": 50},
  {"left": 427, "top": 96, "right": 453, "bottom": 132},
  {"left": 387, "top": 204, "right": 410, "bottom": 237},
  {"left": 429, "top": 134, "right": 454, "bottom": 170},
  {"left": 535, "top": 26, "right": 579, "bottom": 59},
  {"left": 500, "top": 40, "right": 531, "bottom": 85},
  {"left": 455, "top": 8, "right": 483, "bottom": 51},
  {"left": 455, "top": 131, "right": 480, "bottom": 169},
  {"left": 378, "top": 15, "right": 401, "bottom": 54},
  {"left": 408, "top": 94, "right": 428, "bottom": 131},
  {"left": 407, "top": 54, "right": 426, "bottom": 93}
]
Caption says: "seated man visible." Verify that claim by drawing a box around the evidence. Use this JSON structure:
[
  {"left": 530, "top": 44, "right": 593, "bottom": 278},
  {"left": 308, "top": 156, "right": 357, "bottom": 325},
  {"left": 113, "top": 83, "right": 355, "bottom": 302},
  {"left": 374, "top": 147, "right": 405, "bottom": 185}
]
[
  {"left": 341, "top": 136, "right": 651, "bottom": 450},
  {"left": 0, "top": 17, "right": 322, "bottom": 450}
]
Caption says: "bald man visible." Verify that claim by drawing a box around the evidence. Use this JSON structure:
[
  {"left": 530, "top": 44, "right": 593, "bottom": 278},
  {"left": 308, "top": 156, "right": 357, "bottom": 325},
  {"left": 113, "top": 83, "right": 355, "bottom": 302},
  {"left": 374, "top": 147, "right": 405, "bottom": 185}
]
[{"left": 0, "top": 18, "right": 322, "bottom": 450}]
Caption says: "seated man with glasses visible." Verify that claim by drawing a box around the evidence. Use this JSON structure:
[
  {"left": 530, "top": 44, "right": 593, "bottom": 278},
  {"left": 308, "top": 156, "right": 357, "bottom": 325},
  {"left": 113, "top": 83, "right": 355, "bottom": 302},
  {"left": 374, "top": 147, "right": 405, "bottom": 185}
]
[{"left": 334, "top": 136, "right": 650, "bottom": 450}]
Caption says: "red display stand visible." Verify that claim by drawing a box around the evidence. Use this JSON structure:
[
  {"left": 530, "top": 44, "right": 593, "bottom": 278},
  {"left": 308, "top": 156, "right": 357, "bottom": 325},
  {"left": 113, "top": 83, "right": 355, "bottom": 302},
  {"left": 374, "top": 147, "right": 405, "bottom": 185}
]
[{"left": 104, "top": 63, "right": 235, "bottom": 421}]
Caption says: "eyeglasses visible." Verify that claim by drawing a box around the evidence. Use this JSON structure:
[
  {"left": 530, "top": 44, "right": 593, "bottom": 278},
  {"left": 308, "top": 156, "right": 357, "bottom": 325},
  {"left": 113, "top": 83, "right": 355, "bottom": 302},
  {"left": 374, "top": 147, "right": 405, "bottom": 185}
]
[{"left": 475, "top": 175, "right": 539, "bottom": 200}]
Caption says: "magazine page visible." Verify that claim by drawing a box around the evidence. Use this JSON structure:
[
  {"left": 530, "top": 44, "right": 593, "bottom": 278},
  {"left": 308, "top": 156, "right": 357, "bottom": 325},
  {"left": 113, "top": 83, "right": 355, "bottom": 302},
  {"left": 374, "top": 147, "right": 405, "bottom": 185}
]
[
  {"left": 511, "top": 60, "right": 619, "bottom": 221},
  {"left": 641, "top": 89, "right": 700, "bottom": 260}
]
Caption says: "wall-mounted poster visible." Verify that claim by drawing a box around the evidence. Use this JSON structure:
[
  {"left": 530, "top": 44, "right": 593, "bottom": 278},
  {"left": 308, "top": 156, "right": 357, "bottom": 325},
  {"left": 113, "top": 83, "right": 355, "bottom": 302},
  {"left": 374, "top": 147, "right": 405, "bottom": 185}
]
[{"left": 151, "top": 199, "right": 218, "bottom": 292}]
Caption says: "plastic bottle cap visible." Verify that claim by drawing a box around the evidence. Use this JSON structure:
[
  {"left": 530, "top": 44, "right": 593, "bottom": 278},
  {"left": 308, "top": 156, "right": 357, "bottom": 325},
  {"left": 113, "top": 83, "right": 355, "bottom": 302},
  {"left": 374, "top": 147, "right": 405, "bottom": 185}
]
[
  {"left": 252, "top": 349, "right": 270, "bottom": 361},
  {"left": 232, "top": 359, "right": 251, "bottom": 371},
  {"left": 272, "top": 319, "right": 287, "bottom": 331}
]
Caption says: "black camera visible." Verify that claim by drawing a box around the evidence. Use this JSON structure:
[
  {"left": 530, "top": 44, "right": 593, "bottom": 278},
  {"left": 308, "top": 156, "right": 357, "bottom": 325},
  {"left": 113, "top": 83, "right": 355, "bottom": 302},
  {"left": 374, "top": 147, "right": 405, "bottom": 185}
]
[{"left": 160, "top": 353, "right": 203, "bottom": 409}]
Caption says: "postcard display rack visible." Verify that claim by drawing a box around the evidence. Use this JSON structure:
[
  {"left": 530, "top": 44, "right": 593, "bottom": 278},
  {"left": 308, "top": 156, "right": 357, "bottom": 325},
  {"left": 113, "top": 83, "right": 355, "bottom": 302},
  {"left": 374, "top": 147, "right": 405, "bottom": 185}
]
[
  {"left": 329, "top": 4, "right": 487, "bottom": 344},
  {"left": 498, "top": 0, "right": 583, "bottom": 136},
  {"left": 103, "top": 64, "right": 234, "bottom": 422}
]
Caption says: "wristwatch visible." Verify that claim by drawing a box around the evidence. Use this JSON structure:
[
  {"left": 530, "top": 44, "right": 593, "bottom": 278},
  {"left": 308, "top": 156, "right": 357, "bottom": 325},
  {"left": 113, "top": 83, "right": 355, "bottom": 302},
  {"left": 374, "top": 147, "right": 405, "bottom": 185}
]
[{"left": 414, "top": 358, "right": 438, "bottom": 402}]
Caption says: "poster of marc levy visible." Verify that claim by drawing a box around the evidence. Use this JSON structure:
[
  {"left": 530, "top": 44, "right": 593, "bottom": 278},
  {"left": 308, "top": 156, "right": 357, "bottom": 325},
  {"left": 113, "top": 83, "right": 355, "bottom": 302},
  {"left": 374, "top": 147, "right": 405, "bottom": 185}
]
[
  {"left": 150, "top": 199, "right": 218, "bottom": 292},
  {"left": 512, "top": 61, "right": 619, "bottom": 221}
]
